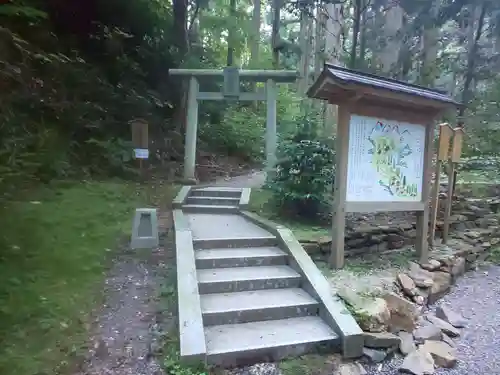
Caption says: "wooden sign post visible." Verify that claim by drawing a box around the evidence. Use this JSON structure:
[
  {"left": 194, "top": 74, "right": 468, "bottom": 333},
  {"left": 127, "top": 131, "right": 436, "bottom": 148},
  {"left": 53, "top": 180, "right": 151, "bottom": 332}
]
[
  {"left": 429, "top": 123, "right": 453, "bottom": 245},
  {"left": 442, "top": 127, "right": 465, "bottom": 244},
  {"left": 307, "top": 64, "right": 460, "bottom": 269},
  {"left": 130, "top": 118, "right": 149, "bottom": 177}
]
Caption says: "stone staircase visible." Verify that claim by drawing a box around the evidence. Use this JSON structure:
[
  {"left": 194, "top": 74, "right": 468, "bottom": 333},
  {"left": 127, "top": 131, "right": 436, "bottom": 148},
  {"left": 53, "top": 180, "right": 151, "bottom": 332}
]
[{"left": 173, "top": 186, "right": 363, "bottom": 367}]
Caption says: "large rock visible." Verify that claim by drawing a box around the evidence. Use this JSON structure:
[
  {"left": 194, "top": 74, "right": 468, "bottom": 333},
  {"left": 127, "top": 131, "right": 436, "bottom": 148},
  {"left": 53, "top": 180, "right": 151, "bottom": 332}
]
[
  {"left": 397, "top": 273, "right": 417, "bottom": 297},
  {"left": 408, "top": 262, "right": 434, "bottom": 288},
  {"left": 451, "top": 257, "right": 466, "bottom": 279},
  {"left": 441, "top": 333, "right": 456, "bottom": 348},
  {"left": 428, "top": 272, "right": 452, "bottom": 304},
  {"left": 413, "top": 323, "right": 442, "bottom": 344},
  {"left": 363, "top": 332, "right": 400, "bottom": 349},
  {"left": 420, "top": 340, "right": 457, "bottom": 368},
  {"left": 399, "top": 349, "right": 435, "bottom": 375},
  {"left": 398, "top": 331, "right": 416, "bottom": 356},
  {"left": 362, "top": 347, "right": 387, "bottom": 363},
  {"left": 383, "top": 292, "right": 420, "bottom": 332},
  {"left": 337, "top": 288, "right": 391, "bottom": 332},
  {"left": 336, "top": 363, "right": 367, "bottom": 375},
  {"left": 420, "top": 259, "right": 441, "bottom": 272},
  {"left": 426, "top": 315, "right": 460, "bottom": 337},
  {"left": 435, "top": 306, "right": 467, "bottom": 328}
]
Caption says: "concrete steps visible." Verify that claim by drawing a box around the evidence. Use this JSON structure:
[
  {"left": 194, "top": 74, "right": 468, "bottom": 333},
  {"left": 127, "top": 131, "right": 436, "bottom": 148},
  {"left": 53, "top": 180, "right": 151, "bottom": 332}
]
[
  {"left": 193, "top": 241, "right": 340, "bottom": 364},
  {"left": 205, "top": 316, "right": 338, "bottom": 366},
  {"left": 191, "top": 187, "right": 243, "bottom": 198},
  {"left": 187, "top": 196, "right": 240, "bottom": 207},
  {"left": 195, "top": 247, "right": 288, "bottom": 268},
  {"left": 174, "top": 186, "right": 357, "bottom": 367},
  {"left": 197, "top": 265, "right": 302, "bottom": 294},
  {"left": 182, "top": 204, "right": 239, "bottom": 213},
  {"left": 200, "top": 288, "right": 320, "bottom": 325}
]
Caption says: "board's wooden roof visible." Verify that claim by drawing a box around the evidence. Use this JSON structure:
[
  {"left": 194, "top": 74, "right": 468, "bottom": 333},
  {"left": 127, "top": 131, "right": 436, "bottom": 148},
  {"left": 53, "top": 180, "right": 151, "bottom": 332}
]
[{"left": 307, "top": 64, "right": 461, "bottom": 110}]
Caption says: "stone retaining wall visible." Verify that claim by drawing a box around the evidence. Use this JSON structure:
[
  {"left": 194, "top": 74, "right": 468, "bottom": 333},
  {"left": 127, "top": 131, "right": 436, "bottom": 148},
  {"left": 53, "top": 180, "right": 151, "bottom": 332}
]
[{"left": 301, "top": 193, "right": 500, "bottom": 257}]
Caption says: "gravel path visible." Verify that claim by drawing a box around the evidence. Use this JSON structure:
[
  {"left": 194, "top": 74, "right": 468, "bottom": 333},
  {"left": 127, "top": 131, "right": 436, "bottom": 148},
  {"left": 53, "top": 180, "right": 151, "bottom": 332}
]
[
  {"left": 212, "top": 170, "right": 266, "bottom": 188},
  {"left": 365, "top": 265, "right": 500, "bottom": 375}
]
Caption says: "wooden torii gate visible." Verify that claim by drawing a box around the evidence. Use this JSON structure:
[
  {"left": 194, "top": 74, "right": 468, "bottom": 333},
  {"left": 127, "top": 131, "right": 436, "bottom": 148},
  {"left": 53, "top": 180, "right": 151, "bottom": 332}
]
[{"left": 169, "top": 68, "right": 299, "bottom": 184}]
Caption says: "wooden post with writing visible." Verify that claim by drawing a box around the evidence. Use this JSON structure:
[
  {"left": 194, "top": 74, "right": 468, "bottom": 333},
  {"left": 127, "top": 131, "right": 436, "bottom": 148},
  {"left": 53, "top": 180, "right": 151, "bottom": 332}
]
[
  {"left": 429, "top": 124, "right": 453, "bottom": 246},
  {"left": 442, "top": 127, "right": 465, "bottom": 244}
]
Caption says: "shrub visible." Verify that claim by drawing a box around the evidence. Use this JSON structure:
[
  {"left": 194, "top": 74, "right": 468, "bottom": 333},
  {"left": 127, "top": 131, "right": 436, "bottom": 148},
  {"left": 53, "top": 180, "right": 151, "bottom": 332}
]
[{"left": 268, "top": 128, "right": 335, "bottom": 220}]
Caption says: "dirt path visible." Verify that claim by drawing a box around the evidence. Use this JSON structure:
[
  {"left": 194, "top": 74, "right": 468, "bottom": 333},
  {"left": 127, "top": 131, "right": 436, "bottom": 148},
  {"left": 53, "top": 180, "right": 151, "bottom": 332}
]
[
  {"left": 75, "top": 215, "right": 173, "bottom": 375},
  {"left": 73, "top": 170, "right": 265, "bottom": 375},
  {"left": 211, "top": 170, "right": 266, "bottom": 188},
  {"left": 365, "top": 265, "right": 500, "bottom": 375}
]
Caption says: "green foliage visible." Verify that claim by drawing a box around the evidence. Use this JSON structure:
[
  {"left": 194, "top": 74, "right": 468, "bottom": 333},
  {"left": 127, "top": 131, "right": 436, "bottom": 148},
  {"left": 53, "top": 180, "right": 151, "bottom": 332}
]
[
  {"left": 199, "top": 86, "right": 303, "bottom": 162},
  {"left": 0, "top": 181, "right": 157, "bottom": 375},
  {"left": 0, "top": 3, "right": 47, "bottom": 19},
  {"left": 268, "top": 125, "right": 335, "bottom": 220},
  {"left": 200, "top": 104, "right": 265, "bottom": 161}
]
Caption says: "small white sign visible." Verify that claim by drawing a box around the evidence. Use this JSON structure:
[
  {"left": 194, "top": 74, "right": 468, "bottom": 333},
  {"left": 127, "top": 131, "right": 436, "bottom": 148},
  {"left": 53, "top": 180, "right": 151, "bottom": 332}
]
[{"left": 134, "top": 148, "right": 149, "bottom": 159}]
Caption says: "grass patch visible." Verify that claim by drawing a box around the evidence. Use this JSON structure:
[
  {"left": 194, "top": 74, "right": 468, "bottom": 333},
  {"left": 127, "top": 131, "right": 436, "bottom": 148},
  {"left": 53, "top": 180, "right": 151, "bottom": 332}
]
[
  {"left": 279, "top": 353, "right": 339, "bottom": 375},
  {"left": 0, "top": 179, "right": 178, "bottom": 375},
  {"left": 248, "top": 188, "right": 330, "bottom": 241},
  {"left": 316, "top": 247, "right": 417, "bottom": 277},
  {"left": 489, "top": 246, "right": 500, "bottom": 265}
]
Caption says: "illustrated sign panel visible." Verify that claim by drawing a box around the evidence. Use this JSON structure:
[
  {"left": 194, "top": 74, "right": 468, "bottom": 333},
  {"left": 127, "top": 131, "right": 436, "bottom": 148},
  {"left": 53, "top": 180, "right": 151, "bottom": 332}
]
[{"left": 346, "top": 115, "right": 425, "bottom": 202}]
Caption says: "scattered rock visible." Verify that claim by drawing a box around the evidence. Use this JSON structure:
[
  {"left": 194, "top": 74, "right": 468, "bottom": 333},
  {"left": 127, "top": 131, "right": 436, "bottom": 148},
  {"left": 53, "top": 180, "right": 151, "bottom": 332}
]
[
  {"left": 428, "top": 272, "right": 451, "bottom": 304},
  {"left": 398, "top": 331, "right": 416, "bottom": 355},
  {"left": 399, "top": 348, "right": 435, "bottom": 375},
  {"left": 398, "top": 273, "right": 417, "bottom": 296},
  {"left": 441, "top": 333, "right": 455, "bottom": 348},
  {"left": 413, "top": 323, "right": 442, "bottom": 344},
  {"left": 383, "top": 292, "right": 420, "bottom": 332},
  {"left": 226, "top": 363, "right": 283, "bottom": 375},
  {"left": 338, "top": 288, "right": 391, "bottom": 332},
  {"left": 336, "top": 362, "right": 367, "bottom": 375},
  {"left": 426, "top": 315, "right": 460, "bottom": 338},
  {"left": 451, "top": 257, "right": 466, "bottom": 278},
  {"left": 465, "top": 230, "right": 481, "bottom": 239},
  {"left": 362, "top": 347, "right": 387, "bottom": 363},
  {"left": 363, "top": 332, "right": 401, "bottom": 349},
  {"left": 408, "top": 262, "right": 434, "bottom": 288},
  {"left": 420, "top": 340, "right": 457, "bottom": 368},
  {"left": 413, "top": 295, "right": 425, "bottom": 305},
  {"left": 94, "top": 339, "right": 109, "bottom": 359},
  {"left": 435, "top": 306, "right": 467, "bottom": 328},
  {"left": 419, "top": 259, "right": 441, "bottom": 272}
]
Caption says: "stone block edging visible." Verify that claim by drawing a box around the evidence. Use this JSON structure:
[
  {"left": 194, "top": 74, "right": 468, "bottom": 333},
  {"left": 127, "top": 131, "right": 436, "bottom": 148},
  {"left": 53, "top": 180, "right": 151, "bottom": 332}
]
[
  {"left": 172, "top": 186, "right": 192, "bottom": 208},
  {"left": 172, "top": 209, "right": 207, "bottom": 362},
  {"left": 239, "top": 188, "right": 251, "bottom": 209},
  {"left": 240, "top": 210, "right": 364, "bottom": 359}
]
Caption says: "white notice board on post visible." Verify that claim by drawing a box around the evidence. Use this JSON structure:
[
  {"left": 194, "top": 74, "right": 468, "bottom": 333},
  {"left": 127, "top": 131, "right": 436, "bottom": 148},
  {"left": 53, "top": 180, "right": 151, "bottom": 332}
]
[{"left": 346, "top": 115, "right": 425, "bottom": 203}]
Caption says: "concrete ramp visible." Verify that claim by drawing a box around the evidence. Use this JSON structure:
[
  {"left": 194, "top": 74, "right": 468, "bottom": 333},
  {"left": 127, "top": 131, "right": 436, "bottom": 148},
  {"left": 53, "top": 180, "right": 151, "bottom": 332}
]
[{"left": 172, "top": 186, "right": 363, "bottom": 367}]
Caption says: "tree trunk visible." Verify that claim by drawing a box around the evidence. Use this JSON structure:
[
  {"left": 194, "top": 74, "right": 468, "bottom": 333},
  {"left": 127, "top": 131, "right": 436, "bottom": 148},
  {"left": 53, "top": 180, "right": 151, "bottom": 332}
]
[
  {"left": 271, "top": 0, "right": 281, "bottom": 68},
  {"left": 379, "top": 3, "right": 403, "bottom": 75},
  {"left": 323, "top": 2, "right": 343, "bottom": 136},
  {"left": 227, "top": 0, "right": 237, "bottom": 66},
  {"left": 419, "top": 3, "right": 439, "bottom": 87},
  {"left": 298, "top": 10, "right": 312, "bottom": 97},
  {"left": 459, "top": 2, "right": 487, "bottom": 117},
  {"left": 349, "top": 0, "right": 362, "bottom": 69},
  {"left": 359, "top": 0, "right": 367, "bottom": 67},
  {"left": 172, "top": 0, "right": 189, "bottom": 133},
  {"left": 250, "top": 0, "right": 261, "bottom": 68}
]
